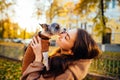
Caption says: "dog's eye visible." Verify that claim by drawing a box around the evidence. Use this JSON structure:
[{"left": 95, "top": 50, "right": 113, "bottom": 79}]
[{"left": 55, "top": 26, "right": 59, "bottom": 30}]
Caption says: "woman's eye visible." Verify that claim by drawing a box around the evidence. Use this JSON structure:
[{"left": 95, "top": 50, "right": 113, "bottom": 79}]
[
  {"left": 60, "top": 32, "right": 65, "bottom": 34},
  {"left": 65, "top": 36, "right": 67, "bottom": 40},
  {"left": 65, "top": 36, "right": 68, "bottom": 40}
]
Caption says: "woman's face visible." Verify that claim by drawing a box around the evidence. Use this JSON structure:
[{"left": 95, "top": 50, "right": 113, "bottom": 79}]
[{"left": 56, "top": 28, "right": 77, "bottom": 50}]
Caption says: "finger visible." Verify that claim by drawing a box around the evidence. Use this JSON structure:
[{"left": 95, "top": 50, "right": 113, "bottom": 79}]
[
  {"left": 30, "top": 42, "right": 33, "bottom": 47},
  {"left": 30, "top": 41, "right": 33, "bottom": 48},
  {"left": 33, "top": 37, "right": 38, "bottom": 44},
  {"left": 31, "top": 39, "right": 35, "bottom": 46},
  {"left": 37, "top": 36, "right": 41, "bottom": 44}
]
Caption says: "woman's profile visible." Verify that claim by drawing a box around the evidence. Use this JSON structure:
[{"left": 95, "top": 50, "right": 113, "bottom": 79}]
[{"left": 21, "top": 28, "right": 101, "bottom": 80}]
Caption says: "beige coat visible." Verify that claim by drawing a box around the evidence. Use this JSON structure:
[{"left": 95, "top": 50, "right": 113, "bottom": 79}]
[{"left": 21, "top": 59, "right": 91, "bottom": 80}]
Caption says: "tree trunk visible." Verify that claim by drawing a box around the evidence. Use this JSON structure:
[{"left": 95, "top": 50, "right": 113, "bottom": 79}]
[
  {"left": 100, "top": 0, "right": 107, "bottom": 44},
  {"left": 0, "top": 21, "right": 4, "bottom": 38}
]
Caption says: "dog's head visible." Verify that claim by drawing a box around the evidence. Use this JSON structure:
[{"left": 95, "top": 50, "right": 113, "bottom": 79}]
[
  {"left": 39, "top": 23, "right": 61, "bottom": 39},
  {"left": 40, "top": 23, "right": 60, "bottom": 35}
]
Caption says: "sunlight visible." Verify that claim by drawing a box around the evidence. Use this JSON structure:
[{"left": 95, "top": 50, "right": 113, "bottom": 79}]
[{"left": 14, "top": 0, "right": 45, "bottom": 32}]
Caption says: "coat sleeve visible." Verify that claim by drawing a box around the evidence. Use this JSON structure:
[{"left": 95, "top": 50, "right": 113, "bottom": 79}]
[
  {"left": 22, "top": 44, "right": 35, "bottom": 74},
  {"left": 55, "top": 59, "right": 92, "bottom": 80},
  {"left": 55, "top": 70, "right": 75, "bottom": 80},
  {"left": 21, "top": 61, "right": 45, "bottom": 80}
]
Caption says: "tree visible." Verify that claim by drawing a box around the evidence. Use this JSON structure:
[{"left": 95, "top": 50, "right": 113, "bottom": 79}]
[
  {"left": 0, "top": 0, "right": 16, "bottom": 20},
  {"left": 2, "top": 18, "right": 20, "bottom": 39},
  {"left": 74, "top": 0, "right": 99, "bottom": 30},
  {"left": 74, "top": 0, "right": 98, "bottom": 19},
  {"left": 46, "top": 0, "right": 63, "bottom": 23},
  {"left": 0, "top": 20, "right": 4, "bottom": 38},
  {"left": 74, "top": 0, "right": 114, "bottom": 44},
  {"left": 0, "top": 0, "right": 16, "bottom": 38},
  {"left": 93, "top": 0, "right": 120, "bottom": 44},
  {"left": 32, "top": 0, "right": 42, "bottom": 20},
  {"left": 62, "top": 2, "right": 75, "bottom": 29},
  {"left": 94, "top": 0, "right": 109, "bottom": 44}
]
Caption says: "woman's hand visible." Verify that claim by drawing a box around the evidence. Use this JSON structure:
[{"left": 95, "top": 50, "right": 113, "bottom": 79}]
[{"left": 30, "top": 36, "right": 42, "bottom": 62}]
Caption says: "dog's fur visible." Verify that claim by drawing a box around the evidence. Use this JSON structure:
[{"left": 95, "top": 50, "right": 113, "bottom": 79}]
[{"left": 22, "top": 23, "right": 60, "bottom": 73}]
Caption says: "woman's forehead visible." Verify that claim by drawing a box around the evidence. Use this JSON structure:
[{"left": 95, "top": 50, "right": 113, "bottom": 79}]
[
  {"left": 68, "top": 29, "right": 77, "bottom": 39},
  {"left": 68, "top": 28, "right": 77, "bottom": 34}
]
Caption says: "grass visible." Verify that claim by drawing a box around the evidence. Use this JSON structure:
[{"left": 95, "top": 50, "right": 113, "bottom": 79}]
[{"left": 0, "top": 57, "right": 22, "bottom": 80}]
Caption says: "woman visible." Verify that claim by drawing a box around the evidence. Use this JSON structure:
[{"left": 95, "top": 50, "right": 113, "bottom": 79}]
[{"left": 21, "top": 28, "right": 101, "bottom": 80}]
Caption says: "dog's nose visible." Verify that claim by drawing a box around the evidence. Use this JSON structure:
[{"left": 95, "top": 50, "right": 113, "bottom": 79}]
[{"left": 59, "top": 28, "right": 66, "bottom": 34}]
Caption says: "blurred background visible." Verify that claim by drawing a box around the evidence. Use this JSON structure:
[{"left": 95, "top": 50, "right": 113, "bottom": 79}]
[{"left": 0, "top": 0, "right": 120, "bottom": 80}]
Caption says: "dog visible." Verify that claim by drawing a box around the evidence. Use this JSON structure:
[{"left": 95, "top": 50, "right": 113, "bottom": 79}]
[{"left": 22, "top": 23, "right": 61, "bottom": 73}]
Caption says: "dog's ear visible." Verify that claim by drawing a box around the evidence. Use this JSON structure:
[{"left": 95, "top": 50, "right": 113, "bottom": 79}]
[{"left": 39, "top": 24, "right": 49, "bottom": 29}]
